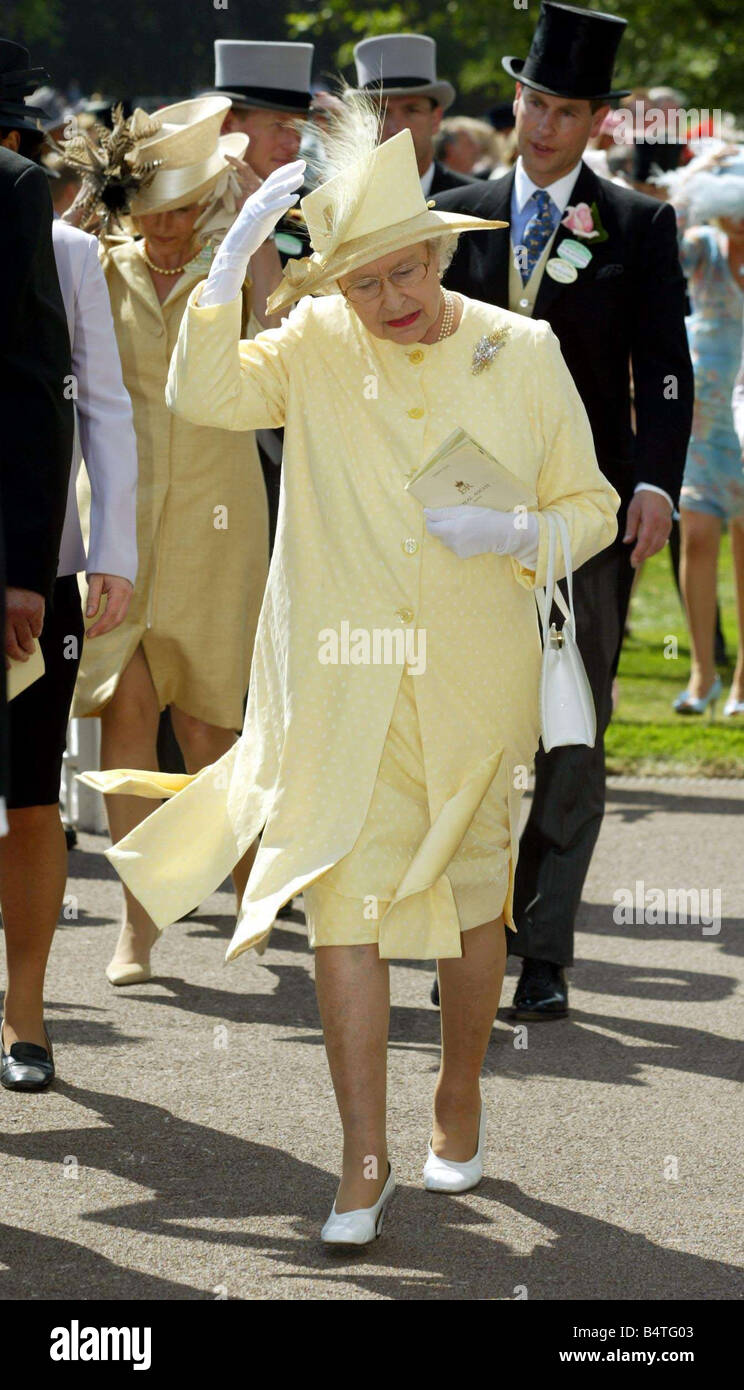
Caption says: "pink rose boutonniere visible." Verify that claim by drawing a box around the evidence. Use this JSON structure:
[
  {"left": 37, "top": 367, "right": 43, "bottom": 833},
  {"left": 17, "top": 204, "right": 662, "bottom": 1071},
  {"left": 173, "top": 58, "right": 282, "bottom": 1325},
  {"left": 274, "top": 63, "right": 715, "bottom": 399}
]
[{"left": 561, "top": 200, "right": 609, "bottom": 243}]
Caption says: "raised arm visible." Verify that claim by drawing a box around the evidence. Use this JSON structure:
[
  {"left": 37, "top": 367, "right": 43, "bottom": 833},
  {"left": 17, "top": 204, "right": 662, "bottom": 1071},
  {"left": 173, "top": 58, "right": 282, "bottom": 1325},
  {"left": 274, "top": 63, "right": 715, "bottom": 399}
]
[{"left": 166, "top": 284, "right": 311, "bottom": 432}]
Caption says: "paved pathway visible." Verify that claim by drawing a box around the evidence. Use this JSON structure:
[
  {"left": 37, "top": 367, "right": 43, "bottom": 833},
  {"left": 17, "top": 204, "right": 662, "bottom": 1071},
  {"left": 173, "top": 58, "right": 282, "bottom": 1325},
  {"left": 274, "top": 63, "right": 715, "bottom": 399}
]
[{"left": 1, "top": 777, "right": 742, "bottom": 1300}]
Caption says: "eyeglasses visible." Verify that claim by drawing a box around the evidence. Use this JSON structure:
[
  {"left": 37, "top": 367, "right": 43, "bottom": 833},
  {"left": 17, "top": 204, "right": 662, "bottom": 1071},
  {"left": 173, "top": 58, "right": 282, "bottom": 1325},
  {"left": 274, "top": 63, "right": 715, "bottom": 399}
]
[{"left": 342, "top": 251, "right": 433, "bottom": 304}]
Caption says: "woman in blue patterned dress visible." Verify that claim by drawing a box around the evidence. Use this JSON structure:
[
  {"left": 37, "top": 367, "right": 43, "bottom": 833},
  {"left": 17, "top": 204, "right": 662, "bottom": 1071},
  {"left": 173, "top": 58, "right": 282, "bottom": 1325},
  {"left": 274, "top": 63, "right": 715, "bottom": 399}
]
[{"left": 672, "top": 152, "right": 744, "bottom": 717}]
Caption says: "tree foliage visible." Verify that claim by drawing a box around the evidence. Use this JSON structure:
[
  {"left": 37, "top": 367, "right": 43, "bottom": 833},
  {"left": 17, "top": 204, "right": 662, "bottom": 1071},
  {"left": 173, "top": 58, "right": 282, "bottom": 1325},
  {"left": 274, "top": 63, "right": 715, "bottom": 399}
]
[
  {"left": 287, "top": 0, "right": 743, "bottom": 114},
  {"left": 8, "top": 0, "right": 741, "bottom": 114}
]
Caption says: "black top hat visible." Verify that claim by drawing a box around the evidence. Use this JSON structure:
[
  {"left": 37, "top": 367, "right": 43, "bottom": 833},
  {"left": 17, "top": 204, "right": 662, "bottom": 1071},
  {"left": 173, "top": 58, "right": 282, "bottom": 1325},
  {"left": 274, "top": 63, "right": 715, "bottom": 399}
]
[
  {"left": 0, "top": 38, "right": 51, "bottom": 132},
  {"left": 502, "top": 2, "right": 631, "bottom": 102}
]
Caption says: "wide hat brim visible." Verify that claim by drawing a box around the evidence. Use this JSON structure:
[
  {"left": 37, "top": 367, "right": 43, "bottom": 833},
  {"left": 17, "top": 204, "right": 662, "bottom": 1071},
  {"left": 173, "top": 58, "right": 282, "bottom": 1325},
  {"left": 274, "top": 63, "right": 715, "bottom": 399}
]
[
  {"left": 206, "top": 86, "right": 311, "bottom": 114},
  {"left": 267, "top": 208, "right": 507, "bottom": 315},
  {"left": 130, "top": 131, "right": 248, "bottom": 215},
  {"left": 356, "top": 79, "right": 456, "bottom": 111},
  {"left": 502, "top": 56, "right": 630, "bottom": 101},
  {"left": 0, "top": 101, "right": 48, "bottom": 133}
]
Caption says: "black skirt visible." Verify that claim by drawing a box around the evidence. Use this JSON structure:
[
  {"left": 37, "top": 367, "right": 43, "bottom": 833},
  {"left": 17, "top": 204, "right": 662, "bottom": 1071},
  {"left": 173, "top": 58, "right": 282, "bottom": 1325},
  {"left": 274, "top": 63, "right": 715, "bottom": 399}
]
[{"left": 6, "top": 574, "right": 84, "bottom": 808}]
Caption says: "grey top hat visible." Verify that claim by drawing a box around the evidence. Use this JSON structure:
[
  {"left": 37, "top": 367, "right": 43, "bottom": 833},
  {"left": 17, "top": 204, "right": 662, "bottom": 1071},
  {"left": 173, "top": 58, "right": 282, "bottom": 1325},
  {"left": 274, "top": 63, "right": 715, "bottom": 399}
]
[
  {"left": 353, "top": 34, "right": 456, "bottom": 110},
  {"left": 212, "top": 40, "right": 314, "bottom": 114}
]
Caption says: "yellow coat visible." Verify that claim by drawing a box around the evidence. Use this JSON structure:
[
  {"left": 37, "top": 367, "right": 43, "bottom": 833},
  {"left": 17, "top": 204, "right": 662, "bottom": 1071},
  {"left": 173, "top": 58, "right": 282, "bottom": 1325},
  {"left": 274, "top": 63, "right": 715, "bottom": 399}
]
[
  {"left": 95, "top": 287, "right": 619, "bottom": 961},
  {"left": 72, "top": 239, "right": 268, "bottom": 728}
]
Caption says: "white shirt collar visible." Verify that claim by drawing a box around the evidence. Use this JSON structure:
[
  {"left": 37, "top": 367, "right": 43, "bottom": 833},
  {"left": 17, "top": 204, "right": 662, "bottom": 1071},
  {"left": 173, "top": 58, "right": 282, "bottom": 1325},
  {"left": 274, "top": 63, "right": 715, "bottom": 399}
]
[
  {"left": 513, "top": 156, "right": 583, "bottom": 214},
  {"left": 420, "top": 162, "right": 436, "bottom": 197}
]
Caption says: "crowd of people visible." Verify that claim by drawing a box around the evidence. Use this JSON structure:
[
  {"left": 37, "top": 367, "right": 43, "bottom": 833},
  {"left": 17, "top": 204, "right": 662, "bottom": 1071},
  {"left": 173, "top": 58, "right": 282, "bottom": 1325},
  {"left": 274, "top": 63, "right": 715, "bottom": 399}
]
[{"left": 1, "top": 2, "right": 742, "bottom": 1247}]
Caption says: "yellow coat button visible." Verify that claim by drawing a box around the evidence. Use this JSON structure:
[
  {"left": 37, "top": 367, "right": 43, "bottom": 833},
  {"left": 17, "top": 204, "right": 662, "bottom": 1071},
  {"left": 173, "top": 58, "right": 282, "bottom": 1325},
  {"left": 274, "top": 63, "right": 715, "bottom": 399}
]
[
  {"left": 395, "top": 607, "right": 414, "bottom": 623},
  {"left": 407, "top": 406, "right": 424, "bottom": 419},
  {"left": 401, "top": 537, "right": 419, "bottom": 555},
  {"left": 407, "top": 349, "right": 424, "bottom": 364}
]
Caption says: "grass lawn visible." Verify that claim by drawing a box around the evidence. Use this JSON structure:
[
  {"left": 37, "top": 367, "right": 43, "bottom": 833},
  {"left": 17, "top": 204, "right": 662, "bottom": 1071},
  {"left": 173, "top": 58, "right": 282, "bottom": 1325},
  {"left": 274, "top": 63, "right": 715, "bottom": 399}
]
[{"left": 606, "top": 532, "right": 744, "bottom": 778}]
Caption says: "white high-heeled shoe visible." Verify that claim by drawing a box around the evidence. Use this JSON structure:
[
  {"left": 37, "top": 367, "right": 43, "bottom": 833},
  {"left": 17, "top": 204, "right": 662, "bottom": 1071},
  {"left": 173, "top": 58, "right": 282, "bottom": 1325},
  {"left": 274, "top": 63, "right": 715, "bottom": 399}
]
[
  {"left": 423, "top": 1108, "right": 486, "bottom": 1193},
  {"left": 321, "top": 1165, "right": 395, "bottom": 1246}
]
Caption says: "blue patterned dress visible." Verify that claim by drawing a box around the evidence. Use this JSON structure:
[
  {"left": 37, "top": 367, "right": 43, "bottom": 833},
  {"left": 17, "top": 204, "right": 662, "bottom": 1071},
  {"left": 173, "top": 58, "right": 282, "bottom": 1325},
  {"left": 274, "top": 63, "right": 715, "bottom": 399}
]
[{"left": 679, "top": 224, "right": 744, "bottom": 520}]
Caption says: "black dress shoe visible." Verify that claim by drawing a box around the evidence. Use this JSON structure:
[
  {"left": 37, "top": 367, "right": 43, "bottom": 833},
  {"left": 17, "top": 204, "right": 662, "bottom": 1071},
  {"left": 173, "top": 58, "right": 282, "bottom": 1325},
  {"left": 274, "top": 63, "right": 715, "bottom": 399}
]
[
  {"left": 510, "top": 958, "right": 568, "bottom": 1020},
  {"left": 430, "top": 975, "right": 440, "bottom": 1007},
  {"left": 1, "top": 1023, "right": 55, "bottom": 1091}
]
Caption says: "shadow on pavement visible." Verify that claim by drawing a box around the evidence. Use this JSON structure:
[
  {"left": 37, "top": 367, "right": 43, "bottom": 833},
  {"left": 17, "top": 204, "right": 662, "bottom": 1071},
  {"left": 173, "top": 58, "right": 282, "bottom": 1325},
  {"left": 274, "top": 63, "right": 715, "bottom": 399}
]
[{"left": 0, "top": 1082, "right": 738, "bottom": 1300}]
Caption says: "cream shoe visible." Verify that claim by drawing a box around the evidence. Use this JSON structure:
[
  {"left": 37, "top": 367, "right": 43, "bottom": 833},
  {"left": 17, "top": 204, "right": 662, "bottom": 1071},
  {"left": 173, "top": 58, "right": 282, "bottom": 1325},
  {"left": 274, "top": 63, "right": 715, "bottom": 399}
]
[
  {"left": 321, "top": 1165, "right": 395, "bottom": 1246},
  {"left": 106, "top": 960, "right": 152, "bottom": 986},
  {"left": 423, "top": 1108, "right": 486, "bottom": 1193},
  {"left": 106, "top": 921, "right": 160, "bottom": 986}
]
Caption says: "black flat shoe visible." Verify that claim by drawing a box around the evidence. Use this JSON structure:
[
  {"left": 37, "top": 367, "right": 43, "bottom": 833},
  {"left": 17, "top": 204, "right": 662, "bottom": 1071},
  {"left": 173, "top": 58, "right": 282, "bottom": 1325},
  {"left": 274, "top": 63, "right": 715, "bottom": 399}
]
[
  {"left": 1, "top": 1022, "right": 55, "bottom": 1091},
  {"left": 510, "top": 959, "right": 569, "bottom": 1020},
  {"left": 430, "top": 974, "right": 440, "bottom": 1007}
]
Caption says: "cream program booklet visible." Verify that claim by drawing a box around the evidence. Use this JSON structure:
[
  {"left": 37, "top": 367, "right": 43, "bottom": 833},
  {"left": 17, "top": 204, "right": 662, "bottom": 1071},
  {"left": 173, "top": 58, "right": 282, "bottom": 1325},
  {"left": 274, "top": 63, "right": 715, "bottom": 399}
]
[
  {"left": 405, "top": 427, "right": 537, "bottom": 512},
  {"left": 7, "top": 641, "right": 45, "bottom": 701}
]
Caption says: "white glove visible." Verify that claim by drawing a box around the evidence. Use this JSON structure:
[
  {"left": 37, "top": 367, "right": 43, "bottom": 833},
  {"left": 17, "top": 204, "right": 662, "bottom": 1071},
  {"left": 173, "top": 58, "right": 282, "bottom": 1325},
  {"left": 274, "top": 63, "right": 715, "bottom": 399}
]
[
  {"left": 199, "top": 158, "right": 306, "bottom": 309},
  {"left": 424, "top": 505, "right": 540, "bottom": 568}
]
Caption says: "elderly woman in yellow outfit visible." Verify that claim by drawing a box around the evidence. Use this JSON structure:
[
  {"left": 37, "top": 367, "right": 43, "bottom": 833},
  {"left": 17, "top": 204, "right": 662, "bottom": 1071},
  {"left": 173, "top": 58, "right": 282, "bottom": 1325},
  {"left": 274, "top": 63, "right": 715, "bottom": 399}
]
[
  {"left": 67, "top": 98, "right": 303, "bottom": 986},
  {"left": 83, "top": 99, "right": 618, "bottom": 1245}
]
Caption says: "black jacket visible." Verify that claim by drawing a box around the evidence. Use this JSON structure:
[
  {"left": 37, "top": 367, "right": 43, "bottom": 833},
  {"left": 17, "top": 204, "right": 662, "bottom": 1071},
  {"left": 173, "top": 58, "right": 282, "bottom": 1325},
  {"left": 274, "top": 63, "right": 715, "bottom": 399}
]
[
  {"left": 0, "top": 147, "right": 73, "bottom": 599},
  {"left": 434, "top": 161, "right": 693, "bottom": 509},
  {"left": 428, "top": 161, "right": 477, "bottom": 197}
]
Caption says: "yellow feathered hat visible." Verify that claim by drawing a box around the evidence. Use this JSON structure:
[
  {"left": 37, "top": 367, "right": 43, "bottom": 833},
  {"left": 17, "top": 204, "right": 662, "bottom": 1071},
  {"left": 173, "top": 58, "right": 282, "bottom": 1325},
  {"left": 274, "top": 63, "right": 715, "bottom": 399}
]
[{"left": 267, "top": 103, "right": 507, "bottom": 315}]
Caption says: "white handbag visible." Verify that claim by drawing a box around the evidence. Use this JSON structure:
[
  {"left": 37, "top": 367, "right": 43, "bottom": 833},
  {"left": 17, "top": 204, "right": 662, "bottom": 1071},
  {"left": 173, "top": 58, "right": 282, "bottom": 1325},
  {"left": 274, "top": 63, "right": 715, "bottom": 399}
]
[{"left": 535, "top": 512, "right": 596, "bottom": 753}]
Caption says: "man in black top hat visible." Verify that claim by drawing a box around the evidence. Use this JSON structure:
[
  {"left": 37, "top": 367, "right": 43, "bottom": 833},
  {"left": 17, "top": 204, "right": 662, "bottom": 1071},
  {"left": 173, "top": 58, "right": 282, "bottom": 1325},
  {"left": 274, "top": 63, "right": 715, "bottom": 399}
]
[{"left": 433, "top": 3, "right": 693, "bottom": 1018}]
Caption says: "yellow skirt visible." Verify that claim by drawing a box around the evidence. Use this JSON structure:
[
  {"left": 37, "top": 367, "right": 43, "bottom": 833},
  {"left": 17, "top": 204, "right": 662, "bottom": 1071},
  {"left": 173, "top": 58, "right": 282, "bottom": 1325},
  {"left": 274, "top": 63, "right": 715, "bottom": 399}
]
[{"left": 303, "top": 672, "right": 512, "bottom": 949}]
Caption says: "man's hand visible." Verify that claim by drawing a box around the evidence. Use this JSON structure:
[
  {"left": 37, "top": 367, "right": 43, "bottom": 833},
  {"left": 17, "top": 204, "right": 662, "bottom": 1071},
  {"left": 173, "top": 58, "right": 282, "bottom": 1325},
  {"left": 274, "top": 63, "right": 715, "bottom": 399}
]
[
  {"left": 85, "top": 574, "right": 133, "bottom": 638},
  {"left": 225, "top": 153, "right": 262, "bottom": 211},
  {"left": 5, "top": 588, "right": 45, "bottom": 665},
  {"left": 623, "top": 489, "right": 673, "bottom": 568}
]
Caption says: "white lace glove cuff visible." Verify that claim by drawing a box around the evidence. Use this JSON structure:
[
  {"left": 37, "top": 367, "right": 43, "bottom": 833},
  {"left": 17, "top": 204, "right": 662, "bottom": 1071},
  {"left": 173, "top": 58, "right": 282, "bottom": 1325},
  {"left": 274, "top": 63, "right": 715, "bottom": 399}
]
[{"left": 424, "top": 506, "right": 540, "bottom": 568}]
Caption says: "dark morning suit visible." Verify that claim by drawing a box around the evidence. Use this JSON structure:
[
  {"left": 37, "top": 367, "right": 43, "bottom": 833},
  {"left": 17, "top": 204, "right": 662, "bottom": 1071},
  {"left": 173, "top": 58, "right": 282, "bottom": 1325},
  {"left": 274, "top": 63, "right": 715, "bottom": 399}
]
[
  {"left": 427, "top": 160, "right": 477, "bottom": 197},
  {"left": 435, "top": 160, "right": 693, "bottom": 965},
  {"left": 0, "top": 147, "right": 73, "bottom": 803}
]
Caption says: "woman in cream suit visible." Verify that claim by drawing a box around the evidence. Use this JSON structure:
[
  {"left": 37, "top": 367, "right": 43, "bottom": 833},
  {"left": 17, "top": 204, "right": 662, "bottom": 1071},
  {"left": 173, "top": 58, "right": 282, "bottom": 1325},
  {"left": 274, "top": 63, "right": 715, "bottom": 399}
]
[
  {"left": 67, "top": 98, "right": 295, "bottom": 987},
  {"left": 85, "top": 101, "right": 619, "bottom": 1242}
]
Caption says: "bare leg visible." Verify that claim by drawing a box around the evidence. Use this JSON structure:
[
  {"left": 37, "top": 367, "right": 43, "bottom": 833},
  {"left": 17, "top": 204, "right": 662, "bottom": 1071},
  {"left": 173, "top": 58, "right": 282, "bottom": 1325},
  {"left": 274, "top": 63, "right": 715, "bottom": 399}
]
[
  {"left": 679, "top": 508, "right": 722, "bottom": 699},
  {"left": 0, "top": 805, "right": 67, "bottom": 1049},
  {"left": 314, "top": 943, "right": 390, "bottom": 1213},
  {"left": 170, "top": 706, "right": 256, "bottom": 909},
  {"left": 100, "top": 645, "right": 162, "bottom": 972},
  {"left": 728, "top": 518, "right": 744, "bottom": 702},
  {"left": 434, "top": 918, "right": 506, "bottom": 1160}
]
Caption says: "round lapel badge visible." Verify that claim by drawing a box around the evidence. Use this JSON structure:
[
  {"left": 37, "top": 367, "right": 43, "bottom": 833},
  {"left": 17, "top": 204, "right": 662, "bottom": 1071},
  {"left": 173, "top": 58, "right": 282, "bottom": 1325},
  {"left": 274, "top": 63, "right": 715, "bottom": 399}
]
[
  {"left": 558, "top": 238, "right": 594, "bottom": 270},
  {"left": 546, "top": 257, "right": 578, "bottom": 284},
  {"left": 274, "top": 231, "right": 304, "bottom": 257}
]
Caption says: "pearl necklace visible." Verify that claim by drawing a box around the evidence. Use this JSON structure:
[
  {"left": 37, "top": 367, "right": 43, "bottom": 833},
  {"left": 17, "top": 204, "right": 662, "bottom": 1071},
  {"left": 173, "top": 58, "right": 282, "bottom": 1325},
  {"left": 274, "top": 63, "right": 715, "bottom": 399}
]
[
  {"left": 139, "top": 241, "right": 203, "bottom": 275},
  {"left": 437, "top": 288, "right": 456, "bottom": 341}
]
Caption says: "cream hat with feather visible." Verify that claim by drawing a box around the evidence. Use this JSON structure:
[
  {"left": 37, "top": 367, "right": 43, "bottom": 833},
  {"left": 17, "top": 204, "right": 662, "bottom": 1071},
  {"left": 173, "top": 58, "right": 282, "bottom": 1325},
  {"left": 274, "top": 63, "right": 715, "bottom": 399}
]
[{"left": 266, "top": 109, "right": 507, "bottom": 315}]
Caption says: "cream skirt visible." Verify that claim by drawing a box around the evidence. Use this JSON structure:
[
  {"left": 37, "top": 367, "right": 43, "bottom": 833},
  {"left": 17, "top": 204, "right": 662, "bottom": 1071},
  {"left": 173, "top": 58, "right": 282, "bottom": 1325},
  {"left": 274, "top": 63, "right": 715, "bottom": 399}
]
[{"left": 303, "top": 671, "right": 512, "bottom": 951}]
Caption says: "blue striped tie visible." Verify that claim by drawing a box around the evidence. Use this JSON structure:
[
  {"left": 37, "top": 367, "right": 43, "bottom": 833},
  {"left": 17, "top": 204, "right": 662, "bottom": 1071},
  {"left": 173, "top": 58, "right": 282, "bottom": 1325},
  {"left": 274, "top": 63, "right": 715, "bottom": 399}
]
[{"left": 521, "top": 189, "right": 556, "bottom": 283}]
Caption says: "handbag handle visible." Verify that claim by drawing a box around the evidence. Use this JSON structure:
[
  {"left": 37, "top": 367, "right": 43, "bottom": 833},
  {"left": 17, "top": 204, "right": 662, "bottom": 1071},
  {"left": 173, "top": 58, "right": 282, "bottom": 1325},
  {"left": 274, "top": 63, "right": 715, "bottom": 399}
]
[{"left": 536, "top": 512, "right": 576, "bottom": 642}]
